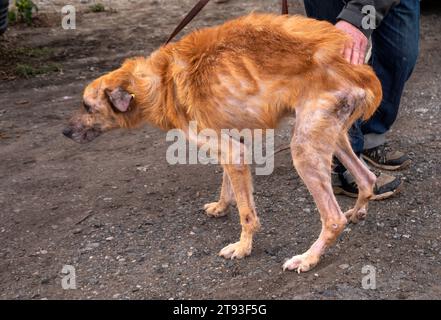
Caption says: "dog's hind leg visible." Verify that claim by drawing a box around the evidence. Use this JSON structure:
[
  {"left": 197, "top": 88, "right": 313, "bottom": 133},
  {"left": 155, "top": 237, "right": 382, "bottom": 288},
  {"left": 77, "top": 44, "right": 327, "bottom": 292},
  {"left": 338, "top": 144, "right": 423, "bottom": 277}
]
[
  {"left": 204, "top": 169, "right": 235, "bottom": 218},
  {"left": 335, "top": 134, "right": 377, "bottom": 223},
  {"left": 283, "top": 104, "right": 348, "bottom": 273}
]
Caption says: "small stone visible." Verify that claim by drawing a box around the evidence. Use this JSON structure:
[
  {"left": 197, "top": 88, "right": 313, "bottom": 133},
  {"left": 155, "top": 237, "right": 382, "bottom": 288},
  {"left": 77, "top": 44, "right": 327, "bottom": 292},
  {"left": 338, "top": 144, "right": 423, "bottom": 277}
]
[
  {"left": 339, "top": 264, "right": 350, "bottom": 270},
  {"left": 40, "top": 250, "right": 48, "bottom": 255},
  {"left": 15, "top": 100, "right": 29, "bottom": 105},
  {"left": 106, "top": 237, "right": 114, "bottom": 241},
  {"left": 136, "top": 166, "right": 149, "bottom": 172},
  {"left": 162, "top": 263, "right": 169, "bottom": 268},
  {"left": 85, "top": 243, "right": 100, "bottom": 251}
]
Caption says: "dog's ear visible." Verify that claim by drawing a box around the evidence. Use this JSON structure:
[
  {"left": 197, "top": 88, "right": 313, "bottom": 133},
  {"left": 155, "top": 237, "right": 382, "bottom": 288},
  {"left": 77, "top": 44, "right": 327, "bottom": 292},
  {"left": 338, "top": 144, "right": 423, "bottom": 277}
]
[{"left": 105, "top": 87, "right": 134, "bottom": 112}]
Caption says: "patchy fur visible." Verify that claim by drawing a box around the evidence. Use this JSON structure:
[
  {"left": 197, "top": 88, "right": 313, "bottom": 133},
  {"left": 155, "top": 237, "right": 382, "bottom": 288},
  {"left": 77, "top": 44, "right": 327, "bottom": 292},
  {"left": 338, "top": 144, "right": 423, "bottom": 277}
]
[{"left": 64, "top": 13, "right": 382, "bottom": 272}]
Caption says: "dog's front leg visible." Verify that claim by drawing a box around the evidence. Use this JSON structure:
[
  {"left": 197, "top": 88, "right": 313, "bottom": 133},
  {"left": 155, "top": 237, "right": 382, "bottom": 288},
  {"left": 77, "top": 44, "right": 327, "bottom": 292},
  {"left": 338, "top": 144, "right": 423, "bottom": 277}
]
[
  {"left": 204, "top": 169, "right": 235, "bottom": 218},
  {"left": 215, "top": 136, "right": 261, "bottom": 259},
  {"left": 180, "top": 122, "right": 235, "bottom": 217},
  {"left": 219, "top": 163, "right": 261, "bottom": 259},
  {"left": 183, "top": 124, "right": 260, "bottom": 258}
]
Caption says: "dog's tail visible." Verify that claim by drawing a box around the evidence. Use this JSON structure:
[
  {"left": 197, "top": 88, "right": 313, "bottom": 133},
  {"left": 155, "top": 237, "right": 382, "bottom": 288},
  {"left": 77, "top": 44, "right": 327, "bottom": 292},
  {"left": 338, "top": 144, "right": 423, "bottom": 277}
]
[
  {"left": 345, "top": 64, "right": 383, "bottom": 125},
  {"left": 358, "top": 65, "right": 383, "bottom": 121}
]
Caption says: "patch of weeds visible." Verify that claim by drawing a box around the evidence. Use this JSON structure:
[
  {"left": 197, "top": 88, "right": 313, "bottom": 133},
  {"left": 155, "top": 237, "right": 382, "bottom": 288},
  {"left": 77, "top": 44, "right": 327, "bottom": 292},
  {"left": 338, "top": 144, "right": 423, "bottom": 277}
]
[
  {"left": 15, "top": 63, "right": 61, "bottom": 78},
  {"left": 0, "top": 43, "right": 61, "bottom": 79},
  {"left": 89, "top": 3, "right": 105, "bottom": 13},
  {"left": 8, "top": 9, "right": 17, "bottom": 24},
  {"left": 14, "top": 47, "right": 53, "bottom": 58},
  {"left": 15, "top": 0, "right": 39, "bottom": 26}
]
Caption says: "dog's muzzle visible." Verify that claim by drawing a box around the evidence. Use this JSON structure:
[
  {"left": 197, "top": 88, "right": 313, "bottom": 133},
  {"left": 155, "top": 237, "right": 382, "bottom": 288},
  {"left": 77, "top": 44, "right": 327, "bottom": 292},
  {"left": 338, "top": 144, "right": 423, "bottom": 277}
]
[
  {"left": 62, "top": 125, "right": 102, "bottom": 144},
  {"left": 62, "top": 127, "right": 74, "bottom": 139}
]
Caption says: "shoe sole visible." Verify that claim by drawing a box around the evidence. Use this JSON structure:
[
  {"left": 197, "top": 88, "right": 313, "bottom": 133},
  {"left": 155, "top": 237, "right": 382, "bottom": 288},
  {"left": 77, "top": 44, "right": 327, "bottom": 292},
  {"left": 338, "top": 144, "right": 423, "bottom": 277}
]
[
  {"left": 333, "top": 180, "right": 403, "bottom": 201},
  {"left": 333, "top": 186, "right": 358, "bottom": 199},
  {"left": 361, "top": 155, "right": 412, "bottom": 171}
]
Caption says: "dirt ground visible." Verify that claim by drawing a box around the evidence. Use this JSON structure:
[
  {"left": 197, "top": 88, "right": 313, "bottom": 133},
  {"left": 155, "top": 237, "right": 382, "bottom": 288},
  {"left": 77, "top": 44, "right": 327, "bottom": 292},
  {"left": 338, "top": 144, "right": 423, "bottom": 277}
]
[{"left": 0, "top": 0, "right": 440, "bottom": 300}]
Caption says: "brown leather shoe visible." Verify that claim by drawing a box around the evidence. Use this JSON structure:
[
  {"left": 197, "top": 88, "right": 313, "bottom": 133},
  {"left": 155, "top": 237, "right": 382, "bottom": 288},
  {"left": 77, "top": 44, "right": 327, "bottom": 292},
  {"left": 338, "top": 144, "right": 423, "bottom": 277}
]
[
  {"left": 362, "top": 144, "right": 411, "bottom": 171},
  {"left": 333, "top": 171, "right": 403, "bottom": 201}
]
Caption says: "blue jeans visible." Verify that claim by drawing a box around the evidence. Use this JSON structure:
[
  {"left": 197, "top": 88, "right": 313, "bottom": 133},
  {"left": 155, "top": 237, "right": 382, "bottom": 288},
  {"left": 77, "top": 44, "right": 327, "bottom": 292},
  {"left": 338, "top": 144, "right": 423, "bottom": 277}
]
[{"left": 304, "top": 0, "right": 420, "bottom": 155}]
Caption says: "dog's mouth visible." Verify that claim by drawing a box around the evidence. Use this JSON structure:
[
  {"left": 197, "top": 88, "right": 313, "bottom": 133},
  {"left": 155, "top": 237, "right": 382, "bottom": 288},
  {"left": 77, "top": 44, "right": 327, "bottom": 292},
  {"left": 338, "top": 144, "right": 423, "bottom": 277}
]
[{"left": 62, "top": 125, "right": 102, "bottom": 144}]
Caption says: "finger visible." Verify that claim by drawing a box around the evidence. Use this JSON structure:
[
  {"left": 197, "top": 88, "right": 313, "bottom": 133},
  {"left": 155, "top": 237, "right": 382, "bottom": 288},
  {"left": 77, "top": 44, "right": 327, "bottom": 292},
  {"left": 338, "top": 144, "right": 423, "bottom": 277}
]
[
  {"left": 343, "top": 43, "right": 352, "bottom": 63},
  {"left": 351, "top": 42, "right": 361, "bottom": 65},
  {"left": 359, "top": 40, "right": 368, "bottom": 64}
]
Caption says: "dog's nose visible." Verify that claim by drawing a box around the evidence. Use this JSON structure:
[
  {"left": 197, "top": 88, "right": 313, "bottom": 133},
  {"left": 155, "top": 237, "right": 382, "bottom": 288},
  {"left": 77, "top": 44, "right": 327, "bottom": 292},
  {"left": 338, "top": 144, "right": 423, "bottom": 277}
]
[{"left": 63, "top": 127, "right": 73, "bottom": 138}]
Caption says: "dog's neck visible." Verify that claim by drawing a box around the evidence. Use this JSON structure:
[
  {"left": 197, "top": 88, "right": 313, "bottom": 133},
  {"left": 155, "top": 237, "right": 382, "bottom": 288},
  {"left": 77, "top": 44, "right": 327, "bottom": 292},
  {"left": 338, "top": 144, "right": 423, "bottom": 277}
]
[{"left": 124, "top": 49, "right": 186, "bottom": 132}]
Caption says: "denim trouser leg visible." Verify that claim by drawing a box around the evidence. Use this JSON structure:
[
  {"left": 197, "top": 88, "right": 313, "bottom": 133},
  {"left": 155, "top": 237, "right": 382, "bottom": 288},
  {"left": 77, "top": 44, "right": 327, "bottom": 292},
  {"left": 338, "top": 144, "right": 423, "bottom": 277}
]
[
  {"left": 362, "top": 0, "right": 420, "bottom": 149},
  {"left": 303, "top": 0, "right": 420, "bottom": 155}
]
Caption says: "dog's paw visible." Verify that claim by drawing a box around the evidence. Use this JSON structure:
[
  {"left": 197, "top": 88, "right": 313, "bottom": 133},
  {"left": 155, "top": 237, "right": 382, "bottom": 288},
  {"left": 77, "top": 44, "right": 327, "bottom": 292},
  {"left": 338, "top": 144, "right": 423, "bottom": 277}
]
[
  {"left": 283, "top": 253, "right": 319, "bottom": 273},
  {"left": 219, "top": 242, "right": 251, "bottom": 259},
  {"left": 204, "top": 202, "right": 229, "bottom": 218},
  {"left": 344, "top": 206, "right": 368, "bottom": 224}
]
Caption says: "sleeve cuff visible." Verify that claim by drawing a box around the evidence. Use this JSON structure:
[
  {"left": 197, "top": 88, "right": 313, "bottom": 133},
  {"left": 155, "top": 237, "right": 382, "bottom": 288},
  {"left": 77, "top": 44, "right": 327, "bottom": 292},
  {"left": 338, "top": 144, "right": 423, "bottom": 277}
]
[{"left": 337, "top": 7, "right": 373, "bottom": 39}]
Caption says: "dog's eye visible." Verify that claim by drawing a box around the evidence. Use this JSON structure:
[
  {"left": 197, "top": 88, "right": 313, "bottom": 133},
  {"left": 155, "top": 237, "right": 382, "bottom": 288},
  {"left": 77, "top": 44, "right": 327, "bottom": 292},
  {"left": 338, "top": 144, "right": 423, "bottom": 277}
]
[{"left": 83, "top": 102, "right": 93, "bottom": 114}]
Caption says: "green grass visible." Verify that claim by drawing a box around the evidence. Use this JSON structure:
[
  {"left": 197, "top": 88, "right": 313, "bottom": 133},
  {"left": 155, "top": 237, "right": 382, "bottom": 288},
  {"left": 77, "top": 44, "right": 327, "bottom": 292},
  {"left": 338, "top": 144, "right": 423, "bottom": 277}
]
[
  {"left": 14, "top": 47, "right": 53, "bottom": 58},
  {"left": 8, "top": 9, "right": 17, "bottom": 23},
  {"left": 15, "top": 63, "right": 61, "bottom": 78},
  {"left": 89, "top": 3, "right": 105, "bottom": 13},
  {"left": 0, "top": 45, "right": 60, "bottom": 79}
]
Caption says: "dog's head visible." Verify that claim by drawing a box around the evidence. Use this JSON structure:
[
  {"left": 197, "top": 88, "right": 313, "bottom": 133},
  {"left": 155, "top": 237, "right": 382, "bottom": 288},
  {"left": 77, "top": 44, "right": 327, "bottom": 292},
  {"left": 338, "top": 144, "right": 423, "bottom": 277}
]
[{"left": 63, "top": 68, "right": 144, "bottom": 144}]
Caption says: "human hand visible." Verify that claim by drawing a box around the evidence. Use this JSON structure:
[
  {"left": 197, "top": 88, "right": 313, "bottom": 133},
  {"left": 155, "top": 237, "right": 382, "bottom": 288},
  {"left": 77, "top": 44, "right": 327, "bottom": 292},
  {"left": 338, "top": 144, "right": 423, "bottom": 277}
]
[{"left": 335, "top": 20, "right": 369, "bottom": 65}]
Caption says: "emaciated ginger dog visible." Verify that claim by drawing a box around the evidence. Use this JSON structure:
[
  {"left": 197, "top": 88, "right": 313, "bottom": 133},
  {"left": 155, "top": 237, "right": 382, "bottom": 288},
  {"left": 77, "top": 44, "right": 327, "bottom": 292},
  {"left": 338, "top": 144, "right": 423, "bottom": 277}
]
[{"left": 63, "top": 13, "right": 381, "bottom": 273}]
